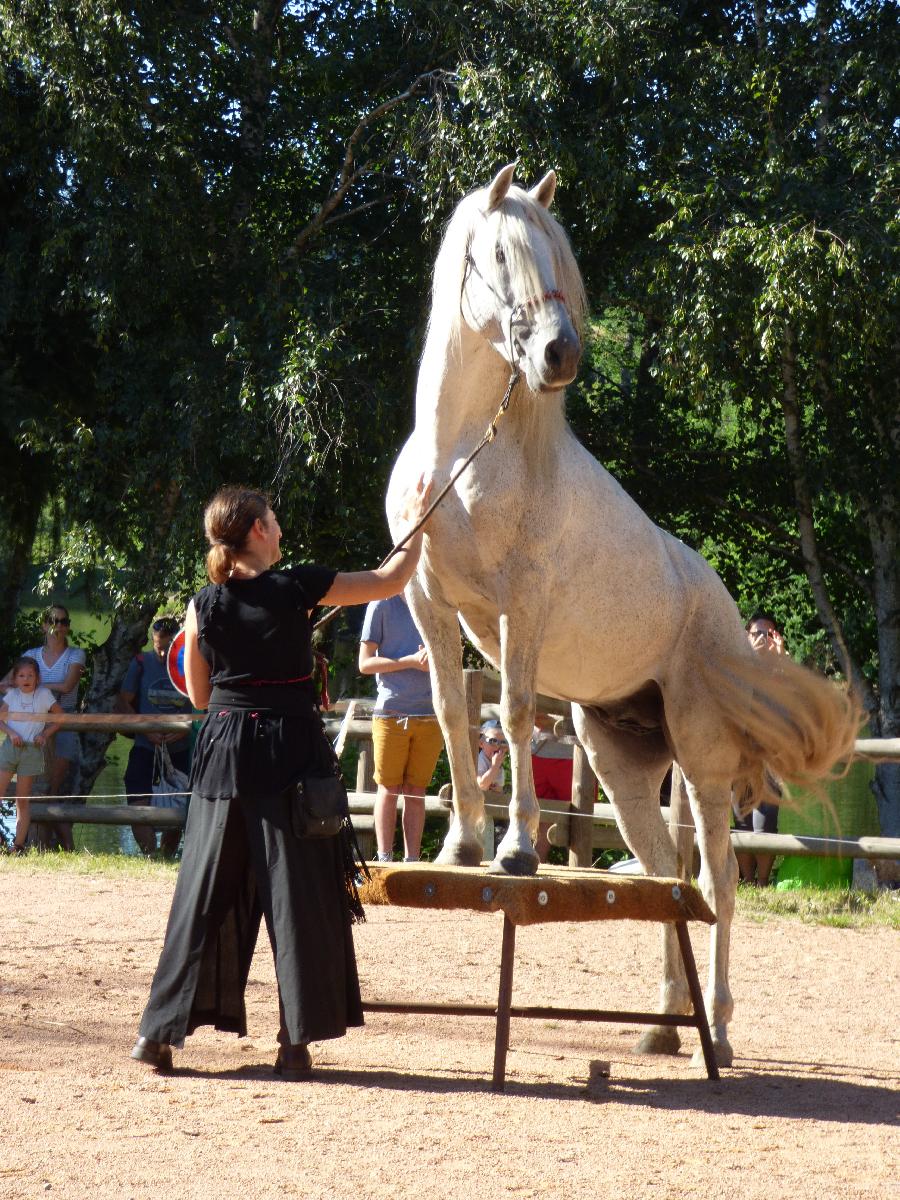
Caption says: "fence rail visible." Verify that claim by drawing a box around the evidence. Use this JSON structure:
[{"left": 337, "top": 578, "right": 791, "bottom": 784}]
[
  {"left": 6, "top": 709, "right": 900, "bottom": 761},
  {"left": 8, "top": 668, "right": 899, "bottom": 867}
]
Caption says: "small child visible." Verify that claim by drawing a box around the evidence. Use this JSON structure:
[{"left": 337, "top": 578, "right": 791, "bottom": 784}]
[{"left": 0, "top": 656, "right": 63, "bottom": 854}]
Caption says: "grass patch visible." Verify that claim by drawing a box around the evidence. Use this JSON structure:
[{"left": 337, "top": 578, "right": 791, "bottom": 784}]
[
  {"left": 2, "top": 853, "right": 897, "bottom": 930},
  {"left": 0, "top": 850, "right": 178, "bottom": 880},
  {"left": 735, "top": 882, "right": 899, "bottom": 930}
]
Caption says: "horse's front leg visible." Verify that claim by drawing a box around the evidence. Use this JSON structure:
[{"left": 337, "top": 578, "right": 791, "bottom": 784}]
[
  {"left": 406, "top": 580, "right": 484, "bottom": 867},
  {"left": 492, "top": 610, "right": 544, "bottom": 877}
]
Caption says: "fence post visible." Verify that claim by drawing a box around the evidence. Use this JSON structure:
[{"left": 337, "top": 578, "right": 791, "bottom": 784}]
[
  {"left": 668, "top": 763, "right": 695, "bottom": 880},
  {"left": 356, "top": 737, "right": 375, "bottom": 794},
  {"left": 464, "top": 669, "right": 491, "bottom": 861},
  {"left": 354, "top": 737, "right": 377, "bottom": 860},
  {"left": 568, "top": 744, "right": 594, "bottom": 869}
]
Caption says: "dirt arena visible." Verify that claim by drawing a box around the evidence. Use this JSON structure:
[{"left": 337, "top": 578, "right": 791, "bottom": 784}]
[{"left": 1, "top": 866, "right": 896, "bottom": 1200}]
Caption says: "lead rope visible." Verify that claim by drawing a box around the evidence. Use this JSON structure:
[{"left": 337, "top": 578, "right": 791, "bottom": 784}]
[{"left": 313, "top": 365, "right": 521, "bottom": 635}]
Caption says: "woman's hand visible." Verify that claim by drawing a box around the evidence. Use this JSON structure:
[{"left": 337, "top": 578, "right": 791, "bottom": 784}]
[{"left": 398, "top": 474, "right": 434, "bottom": 529}]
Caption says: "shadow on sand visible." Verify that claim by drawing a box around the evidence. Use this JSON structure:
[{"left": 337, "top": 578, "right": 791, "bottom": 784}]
[{"left": 168, "top": 1056, "right": 898, "bottom": 1125}]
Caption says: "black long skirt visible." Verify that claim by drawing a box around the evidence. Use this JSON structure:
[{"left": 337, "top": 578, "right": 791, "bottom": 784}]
[{"left": 138, "top": 786, "right": 363, "bottom": 1048}]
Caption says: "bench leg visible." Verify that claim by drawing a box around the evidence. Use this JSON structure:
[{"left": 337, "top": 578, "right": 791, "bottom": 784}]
[
  {"left": 492, "top": 914, "right": 516, "bottom": 1092},
  {"left": 675, "top": 920, "right": 720, "bottom": 1081}
]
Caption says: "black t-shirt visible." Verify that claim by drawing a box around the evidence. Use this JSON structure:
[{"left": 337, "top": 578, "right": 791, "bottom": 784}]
[{"left": 194, "top": 564, "right": 337, "bottom": 687}]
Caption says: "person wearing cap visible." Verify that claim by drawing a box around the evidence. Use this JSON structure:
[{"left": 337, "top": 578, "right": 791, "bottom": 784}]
[
  {"left": 732, "top": 611, "right": 785, "bottom": 885},
  {"left": 117, "top": 617, "right": 193, "bottom": 857},
  {"left": 477, "top": 719, "right": 508, "bottom": 793}
]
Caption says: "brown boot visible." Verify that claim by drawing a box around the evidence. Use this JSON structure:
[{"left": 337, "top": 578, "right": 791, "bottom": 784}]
[
  {"left": 273, "top": 1043, "right": 312, "bottom": 1080},
  {"left": 130, "top": 1036, "right": 174, "bottom": 1073}
]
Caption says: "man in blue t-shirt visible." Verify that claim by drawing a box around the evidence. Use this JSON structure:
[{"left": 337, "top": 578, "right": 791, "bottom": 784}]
[
  {"left": 359, "top": 594, "right": 444, "bottom": 861},
  {"left": 117, "top": 617, "right": 192, "bottom": 857}
]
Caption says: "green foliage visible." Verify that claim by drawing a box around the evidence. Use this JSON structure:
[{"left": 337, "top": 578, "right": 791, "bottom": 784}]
[{"left": 1, "top": 2, "right": 897, "bottom": 822}]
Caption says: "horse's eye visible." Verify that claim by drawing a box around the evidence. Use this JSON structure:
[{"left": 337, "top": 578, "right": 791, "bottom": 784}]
[{"left": 495, "top": 245, "right": 506, "bottom": 266}]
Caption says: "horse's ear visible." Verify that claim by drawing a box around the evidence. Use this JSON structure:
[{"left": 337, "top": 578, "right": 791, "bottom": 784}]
[
  {"left": 485, "top": 163, "right": 516, "bottom": 212},
  {"left": 529, "top": 170, "right": 557, "bottom": 209}
]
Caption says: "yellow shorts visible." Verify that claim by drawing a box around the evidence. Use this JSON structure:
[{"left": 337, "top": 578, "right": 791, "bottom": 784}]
[{"left": 372, "top": 716, "right": 444, "bottom": 790}]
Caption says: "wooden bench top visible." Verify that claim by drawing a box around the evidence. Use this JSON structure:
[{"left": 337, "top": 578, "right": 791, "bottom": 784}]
[{"left": 360, "top": 863, "right": 715, "bottom": 927}]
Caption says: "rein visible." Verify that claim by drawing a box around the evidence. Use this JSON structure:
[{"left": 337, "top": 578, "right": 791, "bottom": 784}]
[
  {"left": 314, "top": 228, "right": 563, "bottom": 637},
  {"left": 313, "top": 365, "right": 520, "bottom": 635}
]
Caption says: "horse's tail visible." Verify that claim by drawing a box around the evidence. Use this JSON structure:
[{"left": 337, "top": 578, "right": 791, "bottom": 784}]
[{"left": 700, "top": 652, "right": 862, "bottom": 807}]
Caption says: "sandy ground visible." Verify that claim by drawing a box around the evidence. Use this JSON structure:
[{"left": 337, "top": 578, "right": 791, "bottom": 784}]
[{"left": 0, "top": 867, "right": 897, "bottom": 1200}]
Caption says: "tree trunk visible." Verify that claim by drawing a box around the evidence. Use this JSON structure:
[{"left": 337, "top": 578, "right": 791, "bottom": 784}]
[
  {"left": 866, "top": 501, "right": 900, "bottom": 837},
  {"left": 78, "top": 482, "right": 183, "bottom": 794},
  {"left": 779, "top": 324, "right": 874, "bottom": 710},
  {"left": 0, "top": 502, "right": 40, "bottom": 630}
]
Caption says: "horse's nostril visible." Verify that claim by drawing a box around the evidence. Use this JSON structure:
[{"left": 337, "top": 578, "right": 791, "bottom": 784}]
[{"left": 543, "top": 331, "right": 581, "bottom": 380}]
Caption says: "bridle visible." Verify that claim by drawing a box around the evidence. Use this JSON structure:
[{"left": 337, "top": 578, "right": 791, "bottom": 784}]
[
  {"left": 460, "top": 246, "right": 569, "bottom": 364},
  {"left": 313, "top": 227, "right": 567, "bottom": 636}
]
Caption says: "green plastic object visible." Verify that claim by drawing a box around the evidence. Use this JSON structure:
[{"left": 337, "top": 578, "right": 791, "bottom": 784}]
[{"left": 775, "top": 756, "right": 878, "bottom": 890}]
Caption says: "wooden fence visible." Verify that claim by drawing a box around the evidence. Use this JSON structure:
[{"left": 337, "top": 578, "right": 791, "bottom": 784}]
[{"left": 8, "top": 667, "right": 900, "bottom": 867}]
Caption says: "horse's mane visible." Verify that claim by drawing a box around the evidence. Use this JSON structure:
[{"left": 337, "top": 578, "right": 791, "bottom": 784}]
[
  {"left": 429, "top": 184, "right": 587, "bottom": 346},
  {"left": 423, "top": 181, "right": 586, "bottom": 476}
]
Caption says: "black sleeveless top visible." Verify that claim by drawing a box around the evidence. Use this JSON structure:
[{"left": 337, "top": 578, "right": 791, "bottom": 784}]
[{"left": 189, "top": 564, "right": 338, "bottom": 800}]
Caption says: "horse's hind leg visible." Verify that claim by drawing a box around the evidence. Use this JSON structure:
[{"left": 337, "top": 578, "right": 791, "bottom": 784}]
[
  {"left": 679, "top": 773, "right": 738, "bottom": 1068},
  {"left": 571, "top": 706, "right": 691, "bottom": 1056}
]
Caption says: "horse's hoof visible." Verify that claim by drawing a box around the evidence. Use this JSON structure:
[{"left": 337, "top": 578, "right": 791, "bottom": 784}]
[
  {"left": 634, "top": 1026, "right": 682, "bottom": 1056},
  {"left": 691, "top": 1040, "right": 733, "bottom": 1070},
  {"left": 435, "top": 842, "right": 483, "bottom": 868},
  {"left": 490, "top": 849, "right": 539, "bottom": 877}
]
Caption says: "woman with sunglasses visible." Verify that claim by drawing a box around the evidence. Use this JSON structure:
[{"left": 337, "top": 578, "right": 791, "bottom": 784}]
[
  {"left": 21, "top": 604, "right": 86, "bottom": 850},
  {"left": 131, "top": 480, "right": 431, "bottom": 1079}
]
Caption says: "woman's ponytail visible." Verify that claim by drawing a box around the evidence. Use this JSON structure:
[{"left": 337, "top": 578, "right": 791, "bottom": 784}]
[
  {"left": 206, "top": 543, "right": 235, "bottom": 585},
  {"left": 203, "top": 486, "right": 270, "bottom": 583}
]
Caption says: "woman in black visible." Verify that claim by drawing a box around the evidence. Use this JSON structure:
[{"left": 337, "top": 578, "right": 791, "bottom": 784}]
[{"left": 131, "top": 481, "right": 430, "bottom": 1078}]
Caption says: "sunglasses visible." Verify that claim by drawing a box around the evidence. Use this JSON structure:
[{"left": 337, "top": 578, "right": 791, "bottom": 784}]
[
  {"left": 153, "top": 619, "right": 178, "bottom": 634},
  {"left": 749, "top": 628, "right": 774, "bottom": 639},
  {"left": 483, "top": 736, "right": 507, "bottom": 746},
  {"left": 47, "top": 616, "right": 71, "bottom": 626}
]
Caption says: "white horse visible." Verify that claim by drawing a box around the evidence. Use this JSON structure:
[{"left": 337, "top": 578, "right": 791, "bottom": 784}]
[{"left": 387, "top": 164, "right": 858, "bottom": 1066}]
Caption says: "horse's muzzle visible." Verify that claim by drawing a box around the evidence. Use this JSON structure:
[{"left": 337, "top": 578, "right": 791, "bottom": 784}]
[{"left": 543, "top": 328, "right": 581, "bottom": 387}]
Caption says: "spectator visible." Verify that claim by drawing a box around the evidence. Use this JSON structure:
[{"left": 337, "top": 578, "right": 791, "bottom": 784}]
[
  {"left": 22, "top": 604, "right": 86, "bottom": 851},
  {"left": 117, "top": 617, "right": 192, "bottom": 857},
  {"left": 733, "top": 611, "right": 786, "bottom": 885},
  {"left": 0, "top": 656, "right": 63, "bottom": 853},
  {"left": 477, "top": 718, "right": 507, "bottom": 793},
  {"left": 359, "top": 593, "right": 444, "bottom": 862}
]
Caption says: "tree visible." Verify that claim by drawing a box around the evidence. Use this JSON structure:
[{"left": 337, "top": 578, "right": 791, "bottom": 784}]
[
  {"left": 2, "top": 2, "right": 895, "bottom": 832},
  {"left": 555, "top": 2, "right": 897, "bottom": 831}
]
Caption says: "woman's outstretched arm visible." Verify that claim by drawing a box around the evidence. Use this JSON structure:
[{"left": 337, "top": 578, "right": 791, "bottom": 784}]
[{"left": 321, "top": 476, "right": 433, "bottom": 607}]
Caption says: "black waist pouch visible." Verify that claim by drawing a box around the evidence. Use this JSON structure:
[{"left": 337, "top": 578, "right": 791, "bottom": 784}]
[{"left": 291, "top": 770, "right": 349, "bottom": 839}]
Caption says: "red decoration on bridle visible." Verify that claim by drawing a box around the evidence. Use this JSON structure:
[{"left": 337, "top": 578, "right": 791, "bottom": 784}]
[{"left": 522, "top": 289, "right": 567, "bottom": 309}]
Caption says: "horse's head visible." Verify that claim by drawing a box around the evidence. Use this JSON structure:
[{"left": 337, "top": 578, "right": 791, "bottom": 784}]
[{"left": 455, "top": 164, "right": 585, "bottom": 394}]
